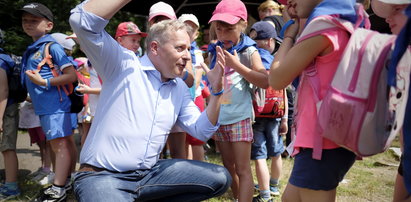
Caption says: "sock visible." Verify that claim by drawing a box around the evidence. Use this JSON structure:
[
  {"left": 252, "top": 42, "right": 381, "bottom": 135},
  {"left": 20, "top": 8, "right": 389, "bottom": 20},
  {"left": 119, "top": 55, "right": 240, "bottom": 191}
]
[
  {"left": 42, "top": 167, "right": 51, "bottom": 173},
  {"left": 260, "top": 190, "right": 271, "bottom": 200},
  {"left": 270, "top": 178, "right": 279, "bottom": 186},
  {"left": 4, "top": 182, "right": 18, "bottom": 190},
  {"left": 52, "top": 184, "right": 66, "bottom": 196}
]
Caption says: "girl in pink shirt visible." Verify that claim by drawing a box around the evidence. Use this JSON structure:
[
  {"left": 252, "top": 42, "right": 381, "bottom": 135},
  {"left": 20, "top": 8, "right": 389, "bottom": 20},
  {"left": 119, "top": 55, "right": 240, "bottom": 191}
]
[{"left": 269, "top": 0, "right": 362, "bottom": 201}]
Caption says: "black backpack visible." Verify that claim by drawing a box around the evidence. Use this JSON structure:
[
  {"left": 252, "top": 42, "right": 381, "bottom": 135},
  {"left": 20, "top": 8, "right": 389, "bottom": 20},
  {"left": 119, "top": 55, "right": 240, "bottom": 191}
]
[{"left": 0, "top": 51, "right": 27, "bottom": 103}]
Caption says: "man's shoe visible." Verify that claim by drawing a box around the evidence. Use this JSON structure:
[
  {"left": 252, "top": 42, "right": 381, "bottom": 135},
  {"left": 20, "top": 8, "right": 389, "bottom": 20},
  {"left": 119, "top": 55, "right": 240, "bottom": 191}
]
[
  {"left": 0, "top": 185, "right": 21, "bottom": 200},
  {"left": 252, "top": 194, "right": 273, "bottom": 202},
  {"left": 34, "top": 186, "right": 66, "bottom": 202}
]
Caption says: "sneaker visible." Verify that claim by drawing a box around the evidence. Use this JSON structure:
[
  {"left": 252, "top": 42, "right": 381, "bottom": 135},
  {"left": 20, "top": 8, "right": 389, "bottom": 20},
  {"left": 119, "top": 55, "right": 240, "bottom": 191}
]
[
  {"left": 254, "top": 184, "right": 280, "bottom": 196},
  {"left": 32, "top": 170, "right": 51, "bottom": 182},
  {"left": 269, "top": 184, "right": 280, "bottom": 196},
  {"left": 39, "top": 172, "right": 55, "bottom": 186},
  {"left": 34, "top": 186, "right": 66, "bottom": 202},
  {"left": 0, "top": 185, "right": 21, "bottom": 200},
  {"left": 252, "top": 194, "right": 273, "bottom": 202},
  {"left": 64, "top": 180, "right": 72, "bottom": 193}
]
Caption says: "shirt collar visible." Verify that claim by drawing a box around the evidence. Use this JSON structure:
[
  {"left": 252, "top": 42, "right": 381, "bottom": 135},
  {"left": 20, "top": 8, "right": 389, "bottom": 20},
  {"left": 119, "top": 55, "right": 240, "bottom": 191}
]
[{"left": 139, "top": 54, "right": 177, "bottom": 85}]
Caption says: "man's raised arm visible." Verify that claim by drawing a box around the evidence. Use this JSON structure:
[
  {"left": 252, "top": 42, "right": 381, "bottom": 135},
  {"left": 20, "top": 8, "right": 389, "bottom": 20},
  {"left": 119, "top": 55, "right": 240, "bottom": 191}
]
[{"left": 83, "top": 0, "right": 131, "bottom": 20}]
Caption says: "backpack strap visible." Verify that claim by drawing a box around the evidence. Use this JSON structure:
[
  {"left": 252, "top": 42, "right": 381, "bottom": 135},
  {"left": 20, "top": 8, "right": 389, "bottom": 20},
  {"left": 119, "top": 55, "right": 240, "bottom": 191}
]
[{"left": 37, "top": 42, "right": 72, "bottom": 101}]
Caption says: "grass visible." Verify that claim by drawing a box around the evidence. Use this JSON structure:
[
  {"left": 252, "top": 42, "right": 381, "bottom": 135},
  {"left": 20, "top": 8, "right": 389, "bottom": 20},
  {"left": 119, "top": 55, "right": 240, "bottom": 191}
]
[{"left": 2, "top": 135, "right": 401, "bottom": 202}]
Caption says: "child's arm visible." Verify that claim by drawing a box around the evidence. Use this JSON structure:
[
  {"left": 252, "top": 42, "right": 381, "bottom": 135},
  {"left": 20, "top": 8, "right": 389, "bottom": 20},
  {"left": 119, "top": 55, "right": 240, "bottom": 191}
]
[
  {"left": 269, "top": 18, "right": 331, "bottom": 90},
  {"left": 0, "top": 68, "right": 8, "bottom": 132},
  {"left": 25, "top": 66, "right": 77, "bottom": 87},
  {"left": 223, "top": 49, "right": 269, "bottom": 88},
  {"left": 76, "top": 83, "right": 101, "bottom": 95},
  {"left": 279, "top": 89, "right": 288, "bottom": 136}
]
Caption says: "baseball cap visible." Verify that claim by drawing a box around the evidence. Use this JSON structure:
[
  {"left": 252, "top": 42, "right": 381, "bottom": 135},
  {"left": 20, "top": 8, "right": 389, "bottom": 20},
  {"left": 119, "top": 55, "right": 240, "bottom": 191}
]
[
  {"left": 148, "top": 2, "right": 177, "bottom": 22},
  {"left": 179, "top": 14, "right": 200, "bottom": 28},
  {"left": 51, "top": 33, "right": 76, "bottom": 51},
  {"left": 277, "top": 0, "right": 287, "bottom": 5},
  {"left": 20, "top": 3, "right": 53, "bottom": 22},
  {"left": 209, "top": 0, "right": 248, "bottom": 25},
  {"left": 250, "top": 21, "right": 283, "bottom": 42},
  {"left": 115, "top": 22, "right": 147, "bottom": 39},
  {"left": 372, "top": 0, "right": 411, "bottom": 18}
]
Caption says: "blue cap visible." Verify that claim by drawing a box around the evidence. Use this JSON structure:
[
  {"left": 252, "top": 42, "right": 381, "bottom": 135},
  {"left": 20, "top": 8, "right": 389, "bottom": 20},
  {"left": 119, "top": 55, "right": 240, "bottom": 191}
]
[{"left": 250, "top": 21, "right": 282, "bottom": 42}]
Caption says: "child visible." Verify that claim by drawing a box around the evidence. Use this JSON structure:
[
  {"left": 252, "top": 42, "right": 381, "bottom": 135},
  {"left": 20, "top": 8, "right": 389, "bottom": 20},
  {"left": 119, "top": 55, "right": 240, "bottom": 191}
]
[
  {"left": 0, "top": 28, "right": 20, "bottom": 200},
  {"left": 178, "top": 13, "right": 208, "bottom": 161},
  {"left": 371, "top": 1, "right": 411, "bottom": 201},
  {"left": 208, "top": 0, "right": 269, "bottom": 201},
  {"left": 20, "top": 3, "right": 77, "bottom": 201},
  {"left": 269, "top": 0, "right": 360, "bottom": 201},
  {"left": 73, "top": 57, "right": 102, "bottom": 146},
  {"left": 249, "top": 21, "right": 287, "bottom": 202},
  {"left": 115, "top": 22, "right": 147, "bottom": 56}
]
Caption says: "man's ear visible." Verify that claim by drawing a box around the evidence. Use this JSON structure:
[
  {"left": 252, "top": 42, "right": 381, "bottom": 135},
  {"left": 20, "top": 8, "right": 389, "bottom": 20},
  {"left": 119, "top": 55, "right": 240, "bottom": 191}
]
[{"left": 149, "top": 41, "right": 159, "bottom": 55}]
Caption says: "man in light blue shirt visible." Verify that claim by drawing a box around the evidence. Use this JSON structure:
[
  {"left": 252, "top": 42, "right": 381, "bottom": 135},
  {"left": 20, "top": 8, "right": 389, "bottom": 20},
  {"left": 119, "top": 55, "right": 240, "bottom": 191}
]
[{"left": 69, "top": 0, "right": 230, "bottom": 201}]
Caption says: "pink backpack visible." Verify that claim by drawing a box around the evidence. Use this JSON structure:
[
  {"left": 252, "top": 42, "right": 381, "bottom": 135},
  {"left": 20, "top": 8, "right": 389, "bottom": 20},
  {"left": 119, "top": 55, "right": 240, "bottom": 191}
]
[{"left": 298, "top": 5, "right": 411, "bottom": 158}]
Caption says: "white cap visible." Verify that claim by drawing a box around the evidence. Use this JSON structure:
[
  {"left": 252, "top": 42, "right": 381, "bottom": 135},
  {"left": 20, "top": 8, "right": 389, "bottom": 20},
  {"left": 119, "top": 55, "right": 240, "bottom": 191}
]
[
  {"left": 148, "top": 2, "right": 177, "bottom": 22},
  {"left": 178, "top": 14, "right": 200, "bottom": 28},
  {"left": 372, "top": 0, "right": 411, "bottom": 18},
  {"left": 51, "top": 33, "right": 76, "bottom": 51},
  {"left": 378, "top": 0, "right": 411, "bottom": 4}
]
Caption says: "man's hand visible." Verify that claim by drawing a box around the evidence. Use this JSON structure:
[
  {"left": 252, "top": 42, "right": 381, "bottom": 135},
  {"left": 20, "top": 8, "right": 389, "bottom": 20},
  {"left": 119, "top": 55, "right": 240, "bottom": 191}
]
[
  {"left": 25, "top": 70, "right": 46, "bottom": 86},
  {"left": 201, "top": 46, "right": 225, "bottom": 93}
]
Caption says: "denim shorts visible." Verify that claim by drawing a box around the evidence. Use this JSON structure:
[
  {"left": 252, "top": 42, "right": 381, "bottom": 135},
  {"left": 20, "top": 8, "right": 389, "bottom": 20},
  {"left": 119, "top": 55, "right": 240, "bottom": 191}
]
[
  {"left": 251, "top": 118, "right": 284, "bottom": 160},
  {"left": 0, "top": 103, "right": 19, "bottom": 151},
  {"left": 289, "top": 147, "right": 356, "bottom": 191},
  {"left": 39, "top": 112, "right": 72, "bottom": 140}
]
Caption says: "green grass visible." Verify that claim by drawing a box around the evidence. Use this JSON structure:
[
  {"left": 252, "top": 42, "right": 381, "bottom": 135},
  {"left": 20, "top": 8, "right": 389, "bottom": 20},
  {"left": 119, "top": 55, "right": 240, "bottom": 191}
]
[{"left": 4, "top": 137, "right": 400, "bottom": 202}]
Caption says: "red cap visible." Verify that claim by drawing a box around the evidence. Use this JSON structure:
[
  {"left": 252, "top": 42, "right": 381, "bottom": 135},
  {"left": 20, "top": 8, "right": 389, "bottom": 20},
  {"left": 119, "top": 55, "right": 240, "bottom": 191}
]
[
  {"left": 209, "top": 0, "right": 247, "bottom": 25},
  {"left": 115, "top": 22, "right": 147, "bottom": 39}
]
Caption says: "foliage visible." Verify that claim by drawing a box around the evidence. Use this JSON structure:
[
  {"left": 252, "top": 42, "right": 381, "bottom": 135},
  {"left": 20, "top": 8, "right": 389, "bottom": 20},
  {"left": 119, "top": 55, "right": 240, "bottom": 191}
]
[{"left": 0, "top": 0, "right": 147, "bottom": 57}]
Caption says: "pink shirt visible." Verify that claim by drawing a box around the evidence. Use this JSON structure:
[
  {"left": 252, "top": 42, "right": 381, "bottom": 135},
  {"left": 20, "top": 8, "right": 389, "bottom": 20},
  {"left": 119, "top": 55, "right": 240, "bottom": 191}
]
[{"left": 293, "top": 29, "right": 350, "bottom": 150}]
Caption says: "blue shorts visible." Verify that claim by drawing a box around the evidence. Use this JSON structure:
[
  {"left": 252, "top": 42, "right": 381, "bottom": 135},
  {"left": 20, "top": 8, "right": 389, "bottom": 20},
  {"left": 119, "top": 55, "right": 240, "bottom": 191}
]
[
  {"left": 289, "top": 148, "right": 356, "bottom": 191},
  {"left": 251, "top": 118, "right": 284, "bottom": 160},
  {"left": 71, "top": 113, "right": 78, "bottom": 130},
  {"left": 39, "top": 113, "right": 72, "bottom": 140}
]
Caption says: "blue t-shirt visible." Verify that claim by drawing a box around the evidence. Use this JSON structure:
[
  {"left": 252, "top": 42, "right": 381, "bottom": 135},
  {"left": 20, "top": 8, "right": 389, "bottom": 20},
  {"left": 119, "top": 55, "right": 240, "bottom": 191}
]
[
  {"left": 22, "top": 35, "right": 73, "bottom": 115},
  {"left": 0, "top": 49, "right": 16, "bottom": 106}
]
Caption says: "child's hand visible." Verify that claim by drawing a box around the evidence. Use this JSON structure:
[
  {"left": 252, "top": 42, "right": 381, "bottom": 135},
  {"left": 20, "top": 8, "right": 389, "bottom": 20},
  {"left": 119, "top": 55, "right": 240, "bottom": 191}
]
[
  {"left": 279, "top": 119, "right": 288, "bottom": 136},
  {"left": 201, "top": 46, "right": 225, "bottom": 93},
  {"left": 223, "top": 49, "right": 240, "bottom": 70},
  {"left": 25, "top": 70, "right": 46, "bottom": 86},
  {"left": 75, "top": 83, "right": 91, "bottom": 94}
]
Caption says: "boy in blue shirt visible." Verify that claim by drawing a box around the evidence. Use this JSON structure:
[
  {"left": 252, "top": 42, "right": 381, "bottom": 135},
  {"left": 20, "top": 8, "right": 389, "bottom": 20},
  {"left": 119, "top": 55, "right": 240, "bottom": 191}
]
[
  {"left": 249, "top": 21, "right": 288, "bottom": 202},
  {"left": 20, "top": 3, "right": 77, "bottom": 201},
  {"left": 0, "top": 28, "right": 21, "bottom": 200}
]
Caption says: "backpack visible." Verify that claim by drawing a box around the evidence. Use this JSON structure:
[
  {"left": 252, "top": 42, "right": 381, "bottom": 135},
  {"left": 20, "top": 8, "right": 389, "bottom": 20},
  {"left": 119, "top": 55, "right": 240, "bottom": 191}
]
[
  {"left": 0, "top": 51, "right": 27, "bottom": 103},
  {"left": 298, "top": 4, "right": 411, "bottom": 158},
  {"left": 37, "top": 42, "right": 84, "bottom": 113},
  {"left": 253, "top": 80, "right": 285, "bottom": 118}
]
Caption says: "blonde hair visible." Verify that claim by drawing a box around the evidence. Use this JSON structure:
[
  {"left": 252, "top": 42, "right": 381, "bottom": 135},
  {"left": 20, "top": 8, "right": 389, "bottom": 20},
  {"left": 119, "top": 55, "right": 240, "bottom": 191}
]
[{"left": 258, "top": 0, "right": 285, "bottom": 13}]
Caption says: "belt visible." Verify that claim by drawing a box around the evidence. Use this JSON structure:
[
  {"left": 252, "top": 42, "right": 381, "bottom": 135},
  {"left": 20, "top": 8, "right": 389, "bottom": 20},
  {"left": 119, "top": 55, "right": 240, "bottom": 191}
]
[{"left": 79, "top": 164, "right": 107, "bottom": 172}]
